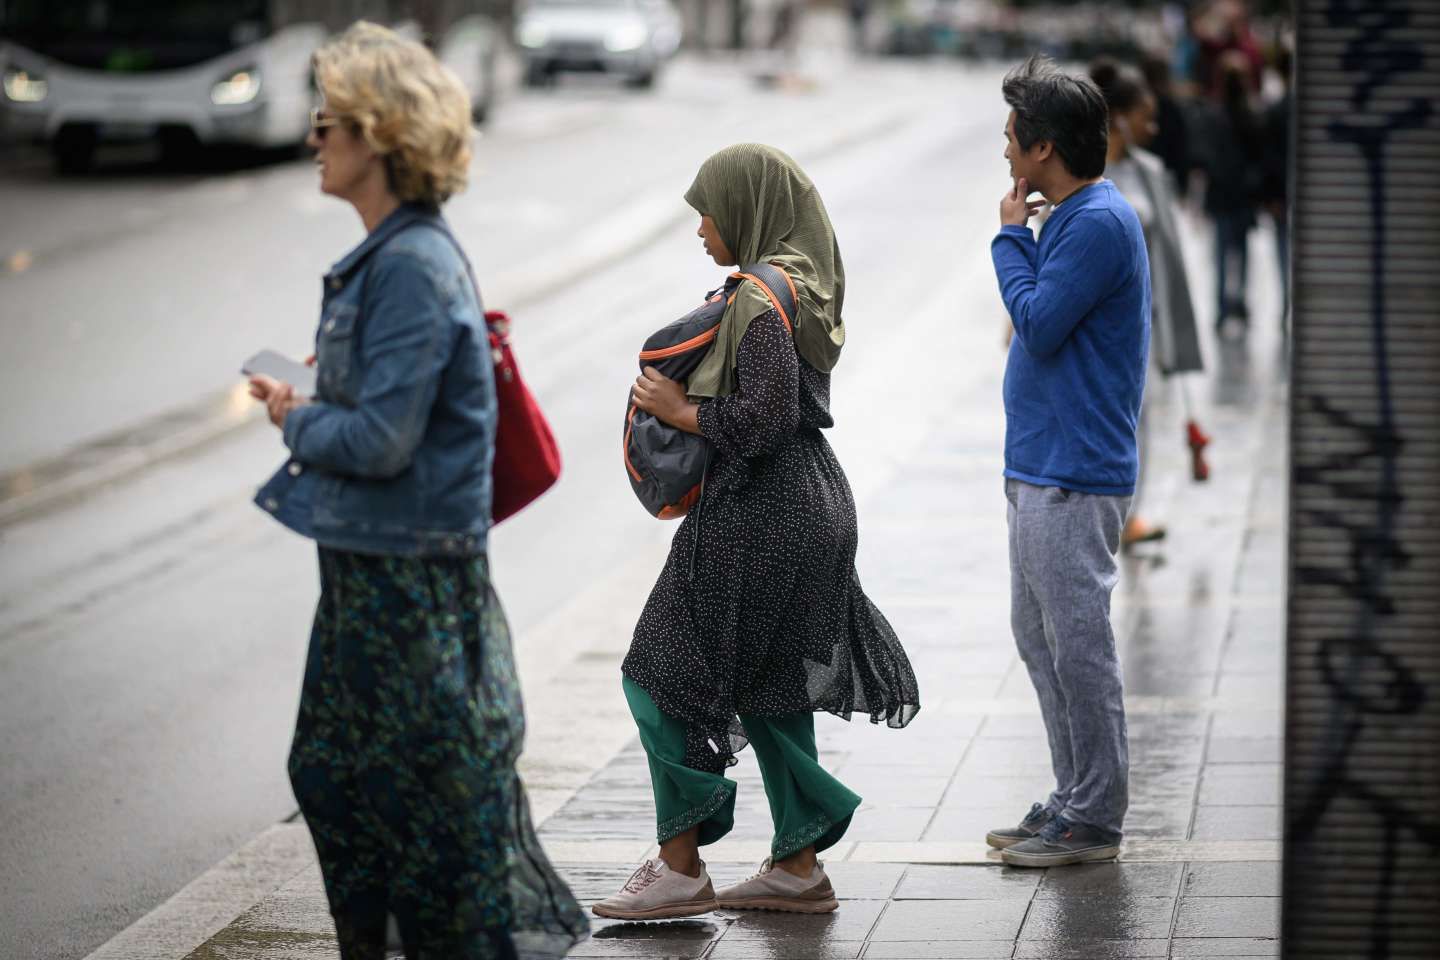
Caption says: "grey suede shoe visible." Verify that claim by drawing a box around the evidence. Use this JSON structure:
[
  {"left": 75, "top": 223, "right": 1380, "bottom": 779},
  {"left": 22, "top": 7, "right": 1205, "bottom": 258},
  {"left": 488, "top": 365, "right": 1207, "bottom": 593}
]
[
  {"left": 985, "top": 802, "right": 1055, "bottom": 849},
  {"left": 1000, "top": 815, "right": 1121, "bottom": 867},
  {"left": 592, "top": 858, "right": 718, "bottom": 921},
  {"left": 715, "top": 858, "right": 838, "bottom": 914}
]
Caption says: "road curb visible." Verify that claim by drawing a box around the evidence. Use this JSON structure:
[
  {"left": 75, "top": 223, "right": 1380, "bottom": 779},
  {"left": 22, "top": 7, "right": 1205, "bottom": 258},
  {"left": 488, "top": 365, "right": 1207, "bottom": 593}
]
[{"left": 82, "top": 823, "right": 314, "bottom": 960}]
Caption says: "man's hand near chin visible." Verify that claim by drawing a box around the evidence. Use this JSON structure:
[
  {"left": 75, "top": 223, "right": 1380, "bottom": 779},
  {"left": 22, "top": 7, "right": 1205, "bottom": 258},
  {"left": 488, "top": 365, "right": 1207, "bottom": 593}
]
[{"left": 1000, "top": 176, "right": 1046, "bottom": 227}]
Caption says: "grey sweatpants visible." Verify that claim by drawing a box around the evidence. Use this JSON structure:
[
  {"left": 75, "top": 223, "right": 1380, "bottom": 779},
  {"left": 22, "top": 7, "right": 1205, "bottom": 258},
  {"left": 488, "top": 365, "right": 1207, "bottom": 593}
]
[{"left": 1006, "top": 477, "right": 1131, "bottom": 838}]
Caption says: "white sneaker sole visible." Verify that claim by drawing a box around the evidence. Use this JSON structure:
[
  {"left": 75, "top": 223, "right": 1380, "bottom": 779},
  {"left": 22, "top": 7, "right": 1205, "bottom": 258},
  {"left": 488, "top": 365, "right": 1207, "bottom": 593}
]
[
  {"left": 591, "top": 897, "right": 718, "bottom": 921},
  {"left": 718, "top": 894, "right": 839, "bottom": 914},
  {"left": 1000, "top": 843, "right": 1120, "bottom": 868}
]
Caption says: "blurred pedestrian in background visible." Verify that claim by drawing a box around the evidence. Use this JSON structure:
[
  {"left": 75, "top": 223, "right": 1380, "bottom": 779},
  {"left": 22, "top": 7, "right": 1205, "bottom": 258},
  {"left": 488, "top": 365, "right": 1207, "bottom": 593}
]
[
  {"left": 848, "top": 0, "right": 872, "bottom": 54},
  {"left": 1199, "top": 52, "right": 1262, "bottom": 332},
  {"left": 595, "top": 143, "right": 919, "bottom": 921},
  {"left": 1192, "top": 0, "right": 1265, "bottom": 99},
  {"left": 1139, "top": 51, "right": 1193, "bottom": 199},
  {"left": 1261, "top": 43, "right": 1292, "bottom": 333},
  {"left": 989, "top": 56, "right": 1148, "bottom": 868},
  {"left": 248, "top": 22, "right": 585, "bottom": 959},
  {"left": 1090, "top": 59, "right": 1206, "bottom": 552}
]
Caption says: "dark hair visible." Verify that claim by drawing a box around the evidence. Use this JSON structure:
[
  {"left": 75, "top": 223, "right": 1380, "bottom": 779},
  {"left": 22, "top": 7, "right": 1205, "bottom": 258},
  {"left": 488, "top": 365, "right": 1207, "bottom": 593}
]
[
  {"left": 1002, "top": 54, "right": 1109, "bottom": 179},
  {"left": 1089, "top": 58, "right": 1151, "bottom": 117},
  {"left": 1139, "top": 52, "right": 1172, "bottom": 96}
]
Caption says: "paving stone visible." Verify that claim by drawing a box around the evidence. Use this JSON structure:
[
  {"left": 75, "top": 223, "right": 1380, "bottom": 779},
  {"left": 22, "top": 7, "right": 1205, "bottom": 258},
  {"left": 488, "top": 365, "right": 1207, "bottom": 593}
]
[
  {"left": 821, "top": 863, "right": 908, "bottom": 901},
  {"left": 1125, "top": 714, "right": 1211, "bottom": 742},
  {"left": 1205, "top": 738, "right": 1283, "bottom": 764},
  {"left": 868, "top": 900, "right": 1029, "bottom": 942},
  {"left": 923, "top": 805, "right": 1034, "bottom": 843},
  {"left": 1191, "top": 806, "right": 1282, "bottom": 841},
  {"left": 956, "top": 737, "right": 1052, "bottom": 774},
  {"left": 1197, "top": 766, "right": 1282, "bottom": 806},
  {"left": 1120, "top": 802, "right": 1195, "bottom": 840},
  {"left": 717, "top": 899, "right": 885, "bottom": 941},
  {"left": 940, "top": 775, "right": 1056, "bottom": 808},
  {"left": 862, "top": 942, "right": 1014, "bottom": 959},
  {"left": 1170, "top": 937, "right": 1281, "bottom": 957},
  {"left": 1210, "top": 712, "right": 1283, "bottom": 740},
  {"left": 974, "top": 715, "right": 1049, "bottom": 740},
  {"left": 1215, "top": 674, "right": 1282, "bottom": 700},
  {"left": 893, "top": 864, "right": 1040, "bottom": 900},
  {"left": 707, "top": 939, "right": 865, "bottom": 959},
  {"left": 1183, "top": 862, "right": 1281, "bottom": 897},
  {"left": 1174, "top": 897, "right": 1281, "bottom": 938},
  {"left": 571, "top": 918, "right": 724, "bottom": 958},
  {"left": 1035, "top": 862, "right": 1183, "bottom": 900},
  {"left": 1018, "top": 896, "right": 1175, "bottom": 941},
  {"left": 840, "top": 771, "right": 952, "bottom": 807},
  {"left": 1131, "top": 772, "right": 1201, "bottom": 806},
  {"left": 847, "top": 805, "right": 934, "bottom": 842},
  {"left": 1011, "top": 939, "right": 1171, "bottom": 958}
]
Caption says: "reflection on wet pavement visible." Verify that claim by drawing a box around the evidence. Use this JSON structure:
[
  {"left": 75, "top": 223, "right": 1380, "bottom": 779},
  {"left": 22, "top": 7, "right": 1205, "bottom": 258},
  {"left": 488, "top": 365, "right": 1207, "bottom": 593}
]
[{"left": 546, "top": 299, "right": 1289, "bottom": 958}]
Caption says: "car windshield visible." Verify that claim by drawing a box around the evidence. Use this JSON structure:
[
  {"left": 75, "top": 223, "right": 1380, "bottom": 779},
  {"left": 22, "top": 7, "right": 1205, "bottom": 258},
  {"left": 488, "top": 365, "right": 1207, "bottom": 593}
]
[{"left": 1, "top": 0, "right": 271, "bottom": 70}]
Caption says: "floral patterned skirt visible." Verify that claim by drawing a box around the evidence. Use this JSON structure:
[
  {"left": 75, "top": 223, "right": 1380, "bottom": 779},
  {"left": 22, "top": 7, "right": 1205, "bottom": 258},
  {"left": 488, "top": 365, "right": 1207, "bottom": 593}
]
[{"left": 288, "top": 548, "right": 588, "bottom": 959}]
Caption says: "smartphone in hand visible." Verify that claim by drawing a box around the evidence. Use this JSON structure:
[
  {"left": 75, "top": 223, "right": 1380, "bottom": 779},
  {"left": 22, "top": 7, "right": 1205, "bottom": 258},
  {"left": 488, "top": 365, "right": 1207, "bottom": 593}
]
[{"left": 242, "top": 349, "right": 317, "bottom": 397}]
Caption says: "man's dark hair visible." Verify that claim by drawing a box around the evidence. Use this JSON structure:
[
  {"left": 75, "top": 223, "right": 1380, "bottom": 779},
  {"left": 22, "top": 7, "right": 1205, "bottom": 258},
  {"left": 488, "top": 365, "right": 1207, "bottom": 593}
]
[{"left": 1002, "top": 55, "right": 1109, "bottom": 179}]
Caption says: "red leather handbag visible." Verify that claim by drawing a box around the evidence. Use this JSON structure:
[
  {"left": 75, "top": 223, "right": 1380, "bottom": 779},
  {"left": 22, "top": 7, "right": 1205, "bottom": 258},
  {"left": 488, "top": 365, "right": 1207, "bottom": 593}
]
[{"left": 485, "top": 310, "right": 561, "bottom": 524}]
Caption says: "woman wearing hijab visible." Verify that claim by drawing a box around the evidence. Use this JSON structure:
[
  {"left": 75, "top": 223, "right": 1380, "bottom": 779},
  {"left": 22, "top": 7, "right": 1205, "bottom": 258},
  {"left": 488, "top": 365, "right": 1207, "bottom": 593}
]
[{"left": 594, "top": 144, "right": 920, "bottom": 921}]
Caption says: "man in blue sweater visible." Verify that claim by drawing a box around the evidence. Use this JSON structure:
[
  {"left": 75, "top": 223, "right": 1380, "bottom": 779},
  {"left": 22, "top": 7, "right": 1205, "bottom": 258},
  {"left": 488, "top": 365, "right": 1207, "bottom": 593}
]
[{"left": 985, "top": 55, "right": 1151, "bottom": 867}]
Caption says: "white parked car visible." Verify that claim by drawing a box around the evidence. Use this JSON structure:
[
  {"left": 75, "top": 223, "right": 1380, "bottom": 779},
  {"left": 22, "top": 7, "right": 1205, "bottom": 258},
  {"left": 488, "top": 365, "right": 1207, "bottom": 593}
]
[{"left": 516, "top": 0, "right": 682, "bottom": 89}]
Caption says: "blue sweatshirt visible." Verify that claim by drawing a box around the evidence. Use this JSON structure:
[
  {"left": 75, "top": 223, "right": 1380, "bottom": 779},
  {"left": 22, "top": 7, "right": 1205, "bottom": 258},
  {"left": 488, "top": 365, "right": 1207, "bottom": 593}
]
[{"left": 991, "top": 180, "right": 1151, "bottom": 496}]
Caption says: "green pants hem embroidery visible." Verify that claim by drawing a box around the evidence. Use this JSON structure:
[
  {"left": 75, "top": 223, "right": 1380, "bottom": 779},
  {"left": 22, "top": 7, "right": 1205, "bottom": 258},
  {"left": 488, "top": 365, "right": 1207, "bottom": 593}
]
[{"left": 622, "top": 675, "right": 861, "bottom": 857}]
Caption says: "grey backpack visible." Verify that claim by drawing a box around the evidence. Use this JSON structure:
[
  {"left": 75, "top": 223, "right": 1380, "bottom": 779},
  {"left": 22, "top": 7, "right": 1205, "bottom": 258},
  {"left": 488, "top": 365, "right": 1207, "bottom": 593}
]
[{"left": 624, "top": 263, "right": 797, "bottom": 518}]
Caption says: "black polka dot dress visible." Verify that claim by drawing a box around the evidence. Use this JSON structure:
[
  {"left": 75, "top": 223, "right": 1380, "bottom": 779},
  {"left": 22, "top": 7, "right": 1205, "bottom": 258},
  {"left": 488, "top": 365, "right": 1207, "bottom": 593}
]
[{"left": 622, "top": 308, "right": 921, "bottom": 775}]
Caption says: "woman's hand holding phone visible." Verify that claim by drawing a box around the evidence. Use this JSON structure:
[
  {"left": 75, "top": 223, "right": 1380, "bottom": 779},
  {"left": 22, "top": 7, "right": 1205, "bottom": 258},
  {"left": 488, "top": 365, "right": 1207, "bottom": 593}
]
[{"left": 249, "top": 374, "right": 309, "bottom": 429}]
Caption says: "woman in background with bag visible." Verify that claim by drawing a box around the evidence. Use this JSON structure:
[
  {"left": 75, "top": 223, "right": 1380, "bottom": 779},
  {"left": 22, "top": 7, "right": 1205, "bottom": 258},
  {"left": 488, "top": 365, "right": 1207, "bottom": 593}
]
[
  {"left": 594, "top": 143, "right": 920, "bottom": 921},
  {"left": 1090, "top": 59, "right": 1209, "bottom": 550},
  {"left": 247, "top": 22, "right": 583, "bottom": 959}
]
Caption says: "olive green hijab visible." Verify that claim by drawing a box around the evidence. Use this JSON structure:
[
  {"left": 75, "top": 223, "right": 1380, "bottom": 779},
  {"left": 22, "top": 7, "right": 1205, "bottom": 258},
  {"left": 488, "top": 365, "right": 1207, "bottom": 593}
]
[{"left": 683, "top": 143, "right": 846, "bottom": 399}]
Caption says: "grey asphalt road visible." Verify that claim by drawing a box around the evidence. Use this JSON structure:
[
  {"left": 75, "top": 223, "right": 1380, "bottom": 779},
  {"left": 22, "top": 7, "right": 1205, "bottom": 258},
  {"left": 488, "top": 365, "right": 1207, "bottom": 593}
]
[{"left": 0, "top": 55, "right": 1010, "bottom": 960}]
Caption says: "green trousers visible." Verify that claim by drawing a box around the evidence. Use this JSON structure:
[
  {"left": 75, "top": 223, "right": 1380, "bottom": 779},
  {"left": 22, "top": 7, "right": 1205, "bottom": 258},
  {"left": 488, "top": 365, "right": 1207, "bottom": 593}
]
[{"left": 623, "top": 676, "right": 862, "bottom": 861}]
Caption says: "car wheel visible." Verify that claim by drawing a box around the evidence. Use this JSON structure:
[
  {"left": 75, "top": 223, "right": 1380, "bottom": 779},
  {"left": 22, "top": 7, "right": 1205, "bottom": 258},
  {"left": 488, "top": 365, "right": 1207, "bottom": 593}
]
[
  {"left": 52, "top": 126, "right": 97, "bottom": 175},
  {"left": 523, "top": 62, "right": 552, "bottom": 88},
  {"left": 626, "top": 69, "right": 656, "bottom": 89}
]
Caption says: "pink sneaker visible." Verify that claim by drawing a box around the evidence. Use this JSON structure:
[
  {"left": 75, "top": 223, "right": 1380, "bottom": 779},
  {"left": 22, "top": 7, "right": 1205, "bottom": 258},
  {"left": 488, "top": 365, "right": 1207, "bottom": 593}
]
[
  {"left": 592, "top": 858, "right": 718, "bottom": 921},
  {"left": 715, "top": 858, "right": 838, "bottom": 914}
]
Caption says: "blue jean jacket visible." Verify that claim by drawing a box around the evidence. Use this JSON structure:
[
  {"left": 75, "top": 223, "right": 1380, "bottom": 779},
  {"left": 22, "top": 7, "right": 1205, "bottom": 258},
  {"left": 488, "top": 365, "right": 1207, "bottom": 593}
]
[{"left": 255, "top": 204, "right": 496, "bottom": 557}]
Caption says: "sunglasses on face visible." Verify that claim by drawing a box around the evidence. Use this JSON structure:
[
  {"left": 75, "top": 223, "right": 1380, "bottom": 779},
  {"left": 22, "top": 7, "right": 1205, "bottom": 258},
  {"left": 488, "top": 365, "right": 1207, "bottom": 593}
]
[{"left": 310, "top": 107, "right": 343, "bottom": 139}]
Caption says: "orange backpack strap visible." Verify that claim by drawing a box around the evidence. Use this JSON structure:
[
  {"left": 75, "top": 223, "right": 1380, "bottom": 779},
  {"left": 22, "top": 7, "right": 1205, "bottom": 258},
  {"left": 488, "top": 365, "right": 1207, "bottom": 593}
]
[{"left": 729, "top": 262, "right": 798, "bottom": 334}]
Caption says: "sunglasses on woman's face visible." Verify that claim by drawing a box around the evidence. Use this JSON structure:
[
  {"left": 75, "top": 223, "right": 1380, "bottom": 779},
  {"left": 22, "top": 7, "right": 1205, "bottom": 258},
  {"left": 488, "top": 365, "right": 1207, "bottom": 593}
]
[{"left": 310, "top": 107, "right": 343, "bottom": 139}]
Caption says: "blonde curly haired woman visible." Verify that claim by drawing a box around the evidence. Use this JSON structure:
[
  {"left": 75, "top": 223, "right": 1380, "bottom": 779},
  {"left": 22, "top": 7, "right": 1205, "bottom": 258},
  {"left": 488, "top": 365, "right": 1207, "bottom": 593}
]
[{"left": 248, "top": 22, "right": 585, "bottom": 959}]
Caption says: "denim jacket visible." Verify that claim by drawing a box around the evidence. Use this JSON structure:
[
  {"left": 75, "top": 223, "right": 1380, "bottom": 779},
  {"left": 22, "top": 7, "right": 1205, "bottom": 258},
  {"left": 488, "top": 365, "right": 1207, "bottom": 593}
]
[{"left": 255, "top": 204, "right": 496, "bottom": 557}]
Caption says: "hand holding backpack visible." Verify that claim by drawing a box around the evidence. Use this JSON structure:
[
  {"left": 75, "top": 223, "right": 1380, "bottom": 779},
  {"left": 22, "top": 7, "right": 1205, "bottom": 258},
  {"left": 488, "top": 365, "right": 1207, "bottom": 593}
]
[{"left": 624, "top": 263, "right": 797, "bottom": 519}]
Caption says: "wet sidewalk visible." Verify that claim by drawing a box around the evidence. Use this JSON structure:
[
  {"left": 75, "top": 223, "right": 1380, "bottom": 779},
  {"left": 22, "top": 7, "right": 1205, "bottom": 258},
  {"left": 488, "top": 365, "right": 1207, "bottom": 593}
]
[
  {"left": 536, "top": 308, "right": 1289, "bottom": 958},
  {"left": 162, "top": 217, "right": 1289, "bottom": 960}
]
